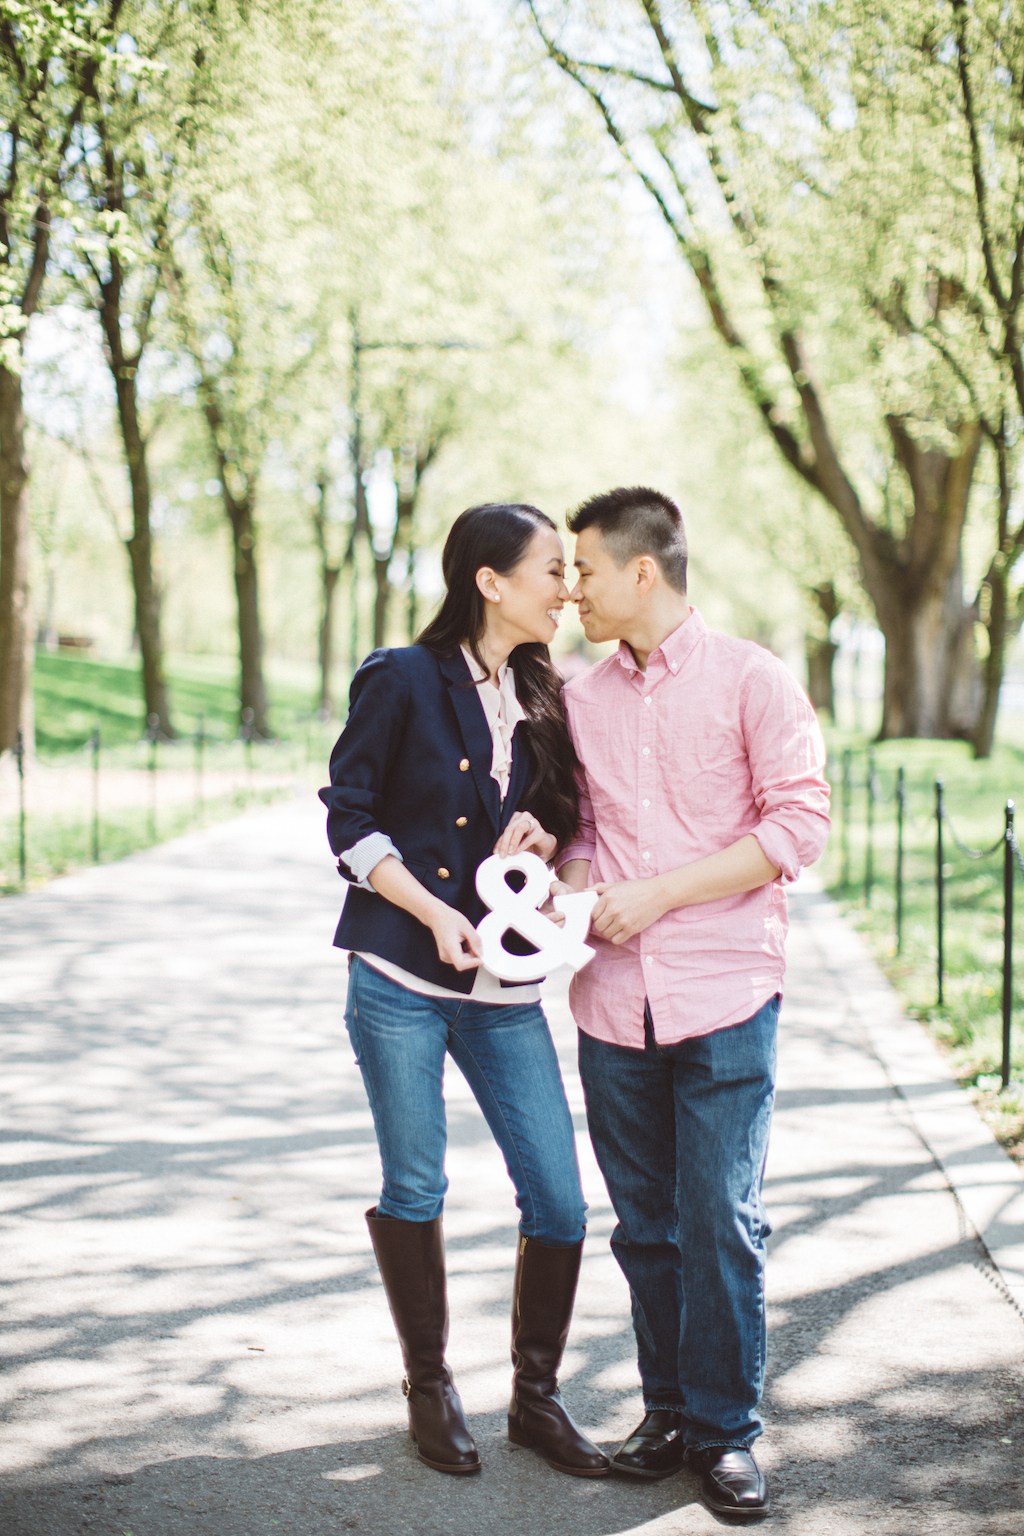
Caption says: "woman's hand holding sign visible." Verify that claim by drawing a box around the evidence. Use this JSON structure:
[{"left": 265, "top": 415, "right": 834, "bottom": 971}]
[{"left": 493, "top": 811, "right": 558, "bottom": 863}]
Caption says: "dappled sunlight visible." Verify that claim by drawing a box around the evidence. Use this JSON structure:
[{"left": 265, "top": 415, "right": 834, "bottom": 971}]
[{"left": 1, "top": 803, "right": 1022, "bottom": 1533}]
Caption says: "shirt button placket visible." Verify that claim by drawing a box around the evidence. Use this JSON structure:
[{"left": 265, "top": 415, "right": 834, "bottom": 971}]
[{"left": 639, "top": 685, "right": 653, "bottom": 982}]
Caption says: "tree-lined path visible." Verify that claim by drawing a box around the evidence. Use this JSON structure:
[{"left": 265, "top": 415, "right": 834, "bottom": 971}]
[{"left": 1, "top": 797, "right": 1022, "bottom": 1534}]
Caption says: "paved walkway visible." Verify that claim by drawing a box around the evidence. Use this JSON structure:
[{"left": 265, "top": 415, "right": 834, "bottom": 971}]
[{"left": 1, "top": 795, "right": 1022, "bottom": 1535}]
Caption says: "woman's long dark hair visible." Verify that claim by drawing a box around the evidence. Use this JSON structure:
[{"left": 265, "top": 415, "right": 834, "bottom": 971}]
[{"left": 417, "top": 502, "right": 580, "bottom": 850}]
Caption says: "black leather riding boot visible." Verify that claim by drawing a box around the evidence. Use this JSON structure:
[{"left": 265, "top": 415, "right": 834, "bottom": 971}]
[
  {"left": 507, "top": 1234, "right": 610, "bottom": 1477},
  {"left": 365, "top": 1208, "right": 480, "bottom": 1475}
]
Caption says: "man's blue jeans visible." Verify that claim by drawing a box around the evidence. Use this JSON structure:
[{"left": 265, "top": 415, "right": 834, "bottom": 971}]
[
  {"left": 345, "top": 956, "right": 586, "bottom": 1246},
  {"left": 577, "top": 995, "right": 779, "bottom": 1450}
]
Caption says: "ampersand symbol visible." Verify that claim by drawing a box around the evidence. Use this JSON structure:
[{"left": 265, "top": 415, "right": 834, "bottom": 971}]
[{"left": 475, "top": 851, "right": 599, "bottom": 983}]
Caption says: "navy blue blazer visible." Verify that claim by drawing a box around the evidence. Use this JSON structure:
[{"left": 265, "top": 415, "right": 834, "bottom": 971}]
[{"left": 319, "top": 644, "right": 538, "bottom": 993}]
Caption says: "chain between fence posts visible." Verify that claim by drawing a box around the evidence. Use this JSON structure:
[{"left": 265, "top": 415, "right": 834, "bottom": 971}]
[
  {"left": 841, "top": 748, "right": 851, "bottom": 888},
  {"left": 147, "top": 713, "right": 159, "bottom": 841},
  {"left": 1003, "top": 800, "right": 1015, "bottom": 1091},
  {"left": 90, "top": 727, "right": 100, "bottom": 864},
  {"left": 865, "top": 747, "right": 876, "bottom": 907},
  {"left": 935, "top": 777, "right": 945, "bottom": 1008},
  {"left": 195, "top": 714, "right": 205, "bottom": 827},
  {"left": 14, "top": 727, "right": 26, "bottom": 886},
  {"left": 895, "top": 765, "right": 905, "bottom": 956}
]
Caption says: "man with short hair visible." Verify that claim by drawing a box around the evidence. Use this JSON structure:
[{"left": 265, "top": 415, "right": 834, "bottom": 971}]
[{"left": 556, "top": 486, "right": 829, "bottom": 1519}]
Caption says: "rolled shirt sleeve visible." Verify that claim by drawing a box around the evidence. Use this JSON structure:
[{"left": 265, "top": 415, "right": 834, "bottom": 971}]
[
  {"left": 340, "top": 831, "right": 404, "bottom": 891},
  {"left": 743, "top": 653, "right": 830, "bottom": 882},
  {"left": 558, "top": 761, "right": 597, "bottom": 867}
]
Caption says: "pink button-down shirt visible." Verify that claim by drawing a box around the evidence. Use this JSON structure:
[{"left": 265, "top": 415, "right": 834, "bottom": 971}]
[{"left": 561, "top": 608, "right": 830, "bottom": 1046}]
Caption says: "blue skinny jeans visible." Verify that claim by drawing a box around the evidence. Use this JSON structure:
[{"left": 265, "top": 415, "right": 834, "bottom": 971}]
[
  {"left": 578, "top": 994, "right": 779, "bottom": 1450},
  {"left": 345, "top": 955, "right": 586, "bottom": 1246}
]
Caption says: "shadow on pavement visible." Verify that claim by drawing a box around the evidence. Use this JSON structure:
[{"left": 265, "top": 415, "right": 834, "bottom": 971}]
[{"left": 3, "top": 802, "right": 1023, "bottom": 1533}]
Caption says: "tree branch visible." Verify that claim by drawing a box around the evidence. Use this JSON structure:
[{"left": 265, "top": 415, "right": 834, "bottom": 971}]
[
  {"left": 22, "top": 202, "right": 50, "bottom": 319},
  {"left": 0, "top": 17, "right": 26, "bottom": 84},
  {"left": 527, "top": 0, "right": 891, "bottom": 572},
  {"left": 952, "top": 0, "right": 1007, "bottom": 315},
  {"left": 556, "top": 57, "right": 689, "bottom": 98},
  {"left": 642, "top": 0, "right": 714, "bottom": 128}
]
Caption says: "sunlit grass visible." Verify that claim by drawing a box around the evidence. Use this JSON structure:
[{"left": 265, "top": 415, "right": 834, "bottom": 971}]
[
  {"left": 33, "top": 649, "right": 332, "bottom": 755},
  {"left": 2, "top": 651, "right": 340, "bottom": 894}
]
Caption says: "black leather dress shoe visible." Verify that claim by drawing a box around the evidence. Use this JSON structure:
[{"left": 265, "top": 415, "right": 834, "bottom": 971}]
[
  {"left": 690, "top": 1446, "right": 769, "bottom": 1519},
  {"left": 610, "top": 1409, "right": 687, "bottom": 1480}
]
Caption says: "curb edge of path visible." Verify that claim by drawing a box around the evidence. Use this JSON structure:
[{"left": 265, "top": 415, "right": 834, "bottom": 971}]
[{"left": 793, "top": 871, "right": 1024, "bottom": 1322}]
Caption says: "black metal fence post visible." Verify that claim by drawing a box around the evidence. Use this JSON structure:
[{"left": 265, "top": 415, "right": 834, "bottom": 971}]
[
  {"left": 14, "top": 727, "right": 25, "bottom": 886},
  {"left": 935, "top": 777, "right": 945, "bottom": 1008},
  {"left": 147, "top": 713, "right": 159, "bottom": 841},
  {"left": 896, "top": 765, "right": 905, "bottom": 955},
  {"left": 865, "top": 748, "right": 876, "bottom": 907},
  {"left": 90, "top": 727, "right": 100, "bottom": 863},
  {"left": 1003, "top": 800, "right": 1015, "bottom": 1090},
  {"left": 841, "top": 748, "right": 851, "bottom": 888}
]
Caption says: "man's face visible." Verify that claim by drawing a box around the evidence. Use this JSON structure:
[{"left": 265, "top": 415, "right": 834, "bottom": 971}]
[{"left": 569, "top": 526, "right": 645, "bottom": 643}]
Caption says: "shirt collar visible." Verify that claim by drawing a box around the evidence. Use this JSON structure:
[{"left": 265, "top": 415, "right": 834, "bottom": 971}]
[
  {"left": 615, "top": 607, "right": 705, "bottom": 678},
  {"left": 460, "top": 644, "right": 506, "bottom": 687}
]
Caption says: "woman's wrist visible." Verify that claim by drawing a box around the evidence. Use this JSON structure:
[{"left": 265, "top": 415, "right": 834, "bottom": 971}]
[{"left": 418, "top": 894, "right": 453, "bottom": 932}]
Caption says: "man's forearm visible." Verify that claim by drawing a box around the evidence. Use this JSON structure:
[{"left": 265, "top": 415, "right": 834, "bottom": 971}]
[
  {"left": 656, "top": 834, "right": 780, "bottom": 913},
  {"left": 556, "top": 857, "right": 592, "bottom": 892},
  {"left": 588, "top": 835, "right": 781, "bottom": 947}
]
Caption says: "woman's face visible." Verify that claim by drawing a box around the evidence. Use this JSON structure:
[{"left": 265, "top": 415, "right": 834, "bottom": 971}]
[{"left": 478, "top": 526, "right": 571, "bottom": 648}]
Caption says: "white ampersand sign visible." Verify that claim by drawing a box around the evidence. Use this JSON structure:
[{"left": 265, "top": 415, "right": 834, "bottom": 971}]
[{"left": 475, "top": 851, "right": 600, "bottom": 983}]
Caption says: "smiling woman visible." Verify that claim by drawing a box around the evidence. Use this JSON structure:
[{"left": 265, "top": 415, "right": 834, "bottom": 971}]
[
  {"left": 318, "top": 500, "right": 608, "bottom": 1481},
  {"left": 417, "top": 504, "right": 580, "bottom": 852}
]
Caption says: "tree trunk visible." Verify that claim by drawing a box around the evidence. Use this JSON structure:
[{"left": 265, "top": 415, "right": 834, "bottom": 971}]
[
  {"left": 806, "top": 637, "right": 838, "bottom": 715},
  {"left": 0, "top": 365, "right": 34, "bottom": 754},
  {"left": 372, "top": 551, "right": 390, "bottom": 650},
  {"left": 318, "top": 561, "right": 341, "bottom": 715},
  {"left": 972, "top": 432, "right": 1021, "bottom": 760},
  {"left": 805, "top": 581, "right": 839, "bottom": 717},
  {"left": 227, "top": 494, "right": 270, "bottom": 738},
  {"left": 95, "top": 250, "right": 175, "bottom": 737},
  {"left": 974, "top": 572, "right": 1005, "bottom": 760},
  {"left": 875, "top": 574, "right": 979, "bottom": 738},
  {"left": 310, "top": 471, "right": 342, "bottom": 717},
  {"left": 194, "top": 387, "right": 271, "bottom": 738},
  {"left": 866, "top": 421, "right": 984, "bottom": 740},
  {"left": 396, "top": 490, "right": 417, "bottom": 644},
  {"left": 407, "top": 533, "right": 418, "bottom": 644},
  {"left": 113, "top": 369, "right": 175, "bottom": 737}
]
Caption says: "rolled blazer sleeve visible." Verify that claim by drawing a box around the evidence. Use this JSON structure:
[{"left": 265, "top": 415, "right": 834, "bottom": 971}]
[
  {"left": 743, "top": 654, "right": 830, "bottom": 881},
  {"left": 319, "top": 650, "right": 410, "bottom": 883}
]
